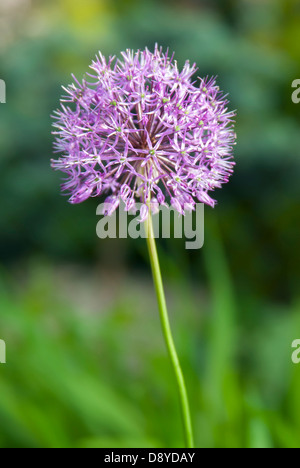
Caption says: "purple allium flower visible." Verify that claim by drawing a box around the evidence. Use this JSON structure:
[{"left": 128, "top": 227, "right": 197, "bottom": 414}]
[{"left": 51, "top": 45, "right": 236, "bottom": 220}]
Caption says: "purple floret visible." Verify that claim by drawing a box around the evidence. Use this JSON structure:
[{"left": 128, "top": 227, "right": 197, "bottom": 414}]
[{"left": 51, "top": 45, "right": 236, "bottom": 219}]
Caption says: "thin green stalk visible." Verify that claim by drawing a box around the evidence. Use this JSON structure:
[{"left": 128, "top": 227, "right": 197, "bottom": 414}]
[{"left": 144, "top": 206, "right": 194, "bottom": 448}]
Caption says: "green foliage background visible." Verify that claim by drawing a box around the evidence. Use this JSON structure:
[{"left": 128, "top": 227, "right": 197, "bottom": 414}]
[{"left": 0, "top": 0, "right": 299, "bottom": 448}]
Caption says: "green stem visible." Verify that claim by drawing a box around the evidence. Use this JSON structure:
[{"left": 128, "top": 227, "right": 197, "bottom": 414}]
[{"left": 144, "top": 206, "right": 194, "bottom": 448}]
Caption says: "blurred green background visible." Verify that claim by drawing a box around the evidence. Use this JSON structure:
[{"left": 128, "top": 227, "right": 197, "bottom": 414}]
[{"left": 0, "top": 0, "right": 300, "bottom": 448}]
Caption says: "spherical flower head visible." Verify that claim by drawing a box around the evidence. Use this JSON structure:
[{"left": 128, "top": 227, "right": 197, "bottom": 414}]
[{"left": 51, "top": 45, "right": 236, "bottom": 220}]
